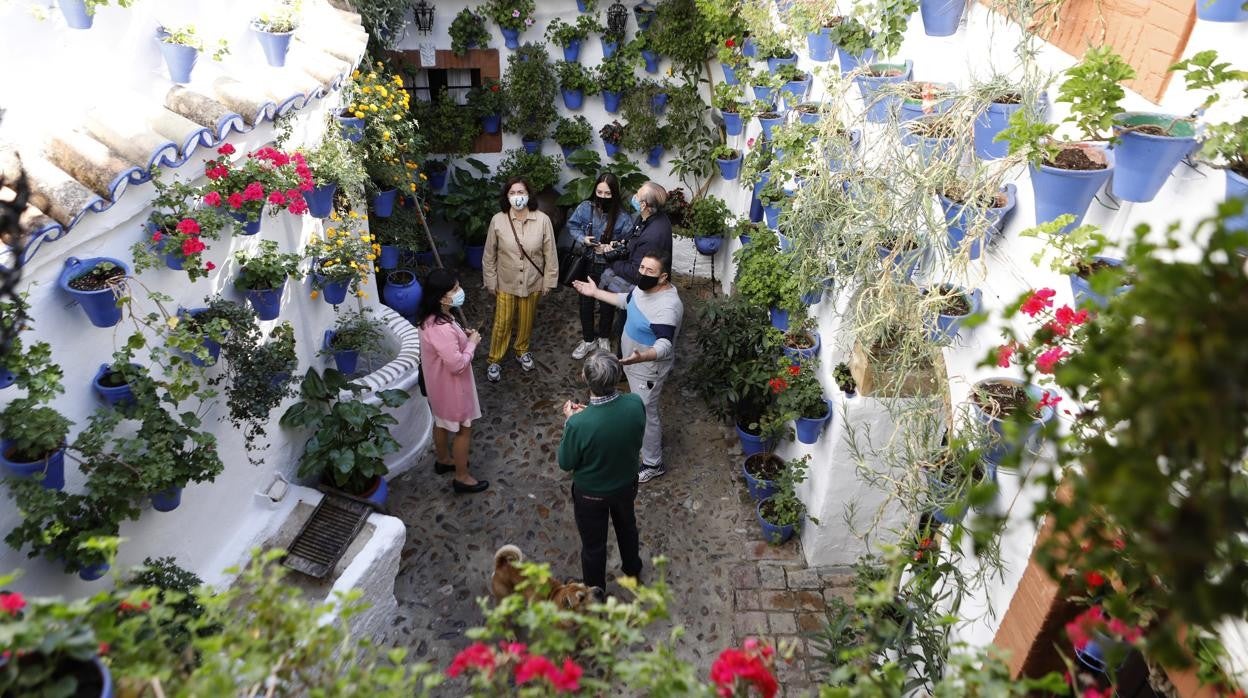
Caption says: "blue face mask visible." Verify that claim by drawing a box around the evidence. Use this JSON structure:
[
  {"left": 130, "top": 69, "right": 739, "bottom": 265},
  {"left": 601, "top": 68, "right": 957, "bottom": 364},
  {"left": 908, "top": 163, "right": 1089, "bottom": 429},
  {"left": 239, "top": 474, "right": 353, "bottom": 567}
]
[
  {"left": 450, "top": 288, "right": 466, "bottom": 307},
  {"left": 629, "top": 196, "right": 642, "bottom": 213}
]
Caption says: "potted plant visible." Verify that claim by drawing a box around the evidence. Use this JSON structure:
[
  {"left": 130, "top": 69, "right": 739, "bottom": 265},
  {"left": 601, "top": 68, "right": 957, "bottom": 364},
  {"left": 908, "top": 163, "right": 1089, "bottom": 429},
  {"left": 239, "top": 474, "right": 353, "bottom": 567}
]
[
  {"left": 1170, "top": 50, "right": 1245, "bottom": 216},
  {"left": 320, "top": 309, "right": 386, "bottom": 375},
  {"left": 937, "top": 180, "right": 1018, "bottom": 260},
  {"left": 675, "top": 194, "right": 731, "bottom": 256},
  {"left": 155, "top": 24, "right": 229, "bottom": 84},
  {"left": 449, "top": 8, "right": 490, "bottom": 55},
  {"left": 200, "top": 144, "right": 313, "bottom": 234},
  {"left": 0, "top": 355, "right": 70, "bottom": 489},
  {"left": 552, "top": 115, "right": 594, "bottom": 159},
  {"left": 346, "top": 62, "right": 418, "bottom": 208},
  {"left": 918, "top": 0, "right": 966, "bottom": 36},
  {"left": 968, "top": 377, "right": 1055, "bottom": 473},
  {"left": 772, "top": 358, "right": 831, "bottom": 444},
  {"left": 280, "top": 368, "right": 410, "bottom": 505},
  {"left": 130, "top": 173, "right": 226, "bottom": 282},
  {"left": 713, "top": 81, "right": 746, "bottom": 137},
  {"left": 545, "top": 15, "right": 600, "bottom": 62},
  {"left": 922, "top": 446, "right": 984, "bottom": 524},
  {"left": 856, "top": 61, "right": 915, "bottom": 123},
  {"left": 555, "top": 60, "right": 599, "bottom": 111},
  {"left": 712, "top": 144, "right": 742, "bottom": 181},
  {"left": 481, "top": 0, "right": 536, "bottom": 49},
  {"left": 597, "top": 50, "right": 642, "bottom": 113},
  {"left": 599, "top": 120, "right": 626, "bottom": 158},
  {"left": 305, "top": 211, "right": 375, "bottom": 305},
  {"left": 834, "top": 362, "right": 856, "bottom": 398},
  {"left": 828, "top": 16, "right": 875, "bottom": 75},
  {"left": 924, "top": 284, "right": 981, "bottom": 344},
  {"left": 716, "top": 36, "right": 746, "bottom": 84},
  {"left": 4, "top": 480, "right": 122, "bottom": 579},
  {"left": 503, "top": 43, "right": 559, "bottom": 148},
  {"left": 58, "top": 256, "right": 129, "bottom": 328},
  {"left": 782, "top": 316, "right": 820, "bottom": 362},
  {"left": 757, "top": 454, "right": 817, "bottom": 544},
  {"left": 468, "top": 77, "right": 507, "bottom": 134},
  {"left": 91, "top": 361, "right": 143, "bottom": 408},
  {"left": 743, "top": 448, "right": 787, "bottom": 501},
  {"left": 232, "top": 240, "right": 303, "bottom": 321},
  {"left": 215, "top": 319, "right": 299, "bottom": 455},
  {"left": 299, "top": 125, "right": 367, "bottom": 219},
  {"left": 785, "top": 4, "right": 841, "bottom": 62},
  {"left": 970, "top": 76, "right": 1044, "bottom": 160},
  {"left": 776, "top": 63, "right": 811, "bottom": 106},
  {"left": 999, "top": 47, "right": 1130, "bottom": 233},
  {"left": 57, "top": 0, "right": 134, "bottom": 29},
  {"left": 757, "top": 179, "right": 787, "bottom": 231},
  {"left": 0, "top": 586, "right": 114, "bottom": 693},
  {"left": 434, "top": 159, "right": 494, "bottom": 269},
  {"left": 732, "top": 226, "right": 802, "bottom": 330},
  {"left": 251, "top": 0, "right": 300, "bottom": 67}
]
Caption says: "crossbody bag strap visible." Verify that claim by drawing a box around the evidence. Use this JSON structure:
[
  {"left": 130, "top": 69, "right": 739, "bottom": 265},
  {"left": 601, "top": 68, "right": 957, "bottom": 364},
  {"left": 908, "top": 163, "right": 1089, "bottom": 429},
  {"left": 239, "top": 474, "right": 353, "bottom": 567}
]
[{"left": 508, "top": 215, "right": 545, "bottom": 276}]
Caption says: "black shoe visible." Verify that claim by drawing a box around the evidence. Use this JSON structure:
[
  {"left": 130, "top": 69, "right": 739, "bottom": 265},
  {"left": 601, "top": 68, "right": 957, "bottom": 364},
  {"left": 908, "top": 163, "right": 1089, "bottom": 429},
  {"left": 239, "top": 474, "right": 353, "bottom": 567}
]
[
  {"left": 434, "top": 462, "right": 455, "bottom": 475},
  {"left": 452, "top": 479, "right": 489, "bottom": 494}
]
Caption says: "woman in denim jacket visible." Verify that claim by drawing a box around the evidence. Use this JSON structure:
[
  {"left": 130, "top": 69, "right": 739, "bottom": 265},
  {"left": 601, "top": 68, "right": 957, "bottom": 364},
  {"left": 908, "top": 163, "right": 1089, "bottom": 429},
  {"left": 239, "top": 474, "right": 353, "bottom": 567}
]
[{"left": 566, "top": 173, "right": 633, "bottom": 359}]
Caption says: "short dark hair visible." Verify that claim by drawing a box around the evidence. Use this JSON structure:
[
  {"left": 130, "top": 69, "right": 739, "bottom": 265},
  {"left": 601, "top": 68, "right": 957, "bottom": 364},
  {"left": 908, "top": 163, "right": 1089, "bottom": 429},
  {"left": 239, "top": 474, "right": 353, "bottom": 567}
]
[
  {"left": 642, "top": 251, "right": 671, "bottom": 276},
  {"left": 499, "top": 177, "right": 539, "bottom": 213}
]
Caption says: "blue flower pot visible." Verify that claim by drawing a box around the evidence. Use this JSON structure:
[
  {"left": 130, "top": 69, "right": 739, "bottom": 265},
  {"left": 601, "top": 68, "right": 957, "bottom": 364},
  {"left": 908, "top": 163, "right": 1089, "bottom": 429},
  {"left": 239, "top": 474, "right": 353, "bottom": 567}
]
[
  {"left": 379, "top": 245, "right": 400, "bottom": 269},
  {"left": 807, "top": 28, "right": 834, "bottom": 61},
  {"left": 252, "top": 26, "right": 294, "bottom": 67},
  {"left": 877, "top": 244, "right": 922, "bottom": 279},
  {"left": 163, "top": 246, "right": 185, "bottom": 271},
  {"left": 972, "top": 378, "right": 1054, "bottom": 467},
  {"left": 797, "top": 103, "right": 823, "bottom": 125},
  {"left": 927, "top": 285, "right": 981, "bottom": 343},
  {"left": 303, "top": 182, "right": 337, "bottom": 219},
  {"left": 363, "top": 476, "right": 389, "bottom": 506},
  {"left": 501, "top": 27, "right": 520, "bottom": 50},
  {"left": 837, "top": 46, "right": 877, "bottom": 76},
  {"left": 766, "top": 53, "right": 798, "bottom": 73},
  {"left": 577, "top": 0, "right": 589, "bottom": 10},
  {"left": 482, "top": 113, "right": 502, "bottom": 134},
  {"left": 517, "top": 138, "right": 540, "bottom": 155},
  {"left": 562, "top": 89, "right": 584, "bottom": 110},
  {"left": 563, "top": 40, "right": 582, "bottom": 62},
  {"left": 827, "top": 129, "right": 862, "bottom": 172},
  {"left": 230, "top": 211, "right": 262, "bottom": 235},
  {"left": 722, "top": 63, "right": 740, "bottom": 85},
  {"left": 739, "top": 233, "right": 753, "bottom": 246},
  {"left": 372, "top": 188, "right": 398, "bottom": 217},
  {"left": 428, "top": 167, "right": 448, "bottom": 192},
  {"left": 801, "top": 288, "right": 823, "bottom": 306},
  {"left": 781, "top": 78, "right": 811, "bottom": 107},
  {"left": 743, "top": 457, "right": 780, "bottom": 501},
  {"left": 382, "top": 269, "right": 422, "bottom": 317},
  {"left": 1, "top": 444, "right": 65, "bottom": 490},
  {"left": 759, "top": 113, "right": 784, "bottom": 140},
  {"left": 1069, "top": 256, "right": 1129, "bottom": 309},
  {"left": 783, "top": 330, "right": 820, "bottom": 362},
  {"left": 752, "top": 85, "right": 777, "bottom": 105},
  {"left": 151, "top": 486, "right": 183, "bottom": 512},
  {"left": 722, "top": 110, "right": 744, "bottom": 136},
  {"left": 465, "top": 244, "right": 485, "bottom": 270},
  {"left": 736, "top": 423, "right": 772, "bottom": 456},
  {"left": 855, "top": 61, "right": 913, "bottom": 123},
  {"left": 158, "top": 40, "right": 199, "bottom": 84},
  {"left": 768, "top": 306, "right": 789, "bottom": 331},
  {"left": 337, "top": 113, "right": 365, "bottom": 142},
  {"left": 246, "top": 284, "right": 284, "bottom": 321},
  {"left": 643, "top": 49, "right": 659, "bottom": 73},
  {"left": 899, "top": 88, "right": 955, "bottom": 123},
  {"left": 317, "top": 275, "right": 351, "bottom": 305},
  {"left": 324, "top": 330, "right": 361, "bottom": 374},
  {"left": 93, "top": 363, "right": 137, "bottom": 407},
  {"left": 59, "top": 256, "right": 128, "bottom": 328},
  {"left": 742, "top": 35, "right": 757, "bottom": 58},
  {"left": 974, "top": 98, "right": 1030, "bottom": 160},
  {"left": 795, "top": 400, "right": 833, "bottom": 444},
  {"left": 647, "top": 144, "right": 665, "bottom": 167},
  {"left": 634, "top": 3, "right": 656, "bottom": 29},
  {"left": 182, "top": 307, "right": 224, "bottom": 366},
  {"left": 940, "top": 183, "right": 1017, "bottom": 260},
  {"left": 1109, "top": 112, "right": 1198, "bottom": 203},
  {"left": 601, "top": 38, "right": 618, "bottom": 58},
  {"left": 651, "top": 92, "right": 669, "bottom": 115},
  {"left": 1030, "top": 145, "right": 1114, "bottom": 233},
  {"left": 78, "top": 562, "right": 111, "bottom": 582},
  {"left": 717, "top": 155, "right": 742, "bottom": 180},
  {"left": 1196, "top": 0, "right": 1248, "bottom": 21},
  {"left": 757, "top": 498, "right": 796, "bottom": 544},
  {"left": 0, "top": 366, "right": 14, "bottom": 390},
  {"left": 561, "top": 144, "right": 578, "bottom": 159},
  {"left": 694, "top": 236, "right": 722, "bottom": 255},
  {"left": 763, "top": 204, "right": 781, "bottom": 230},
  {"left": 1226, "top": 169, "right": 1248, "bottom": 232},
  {"left": 58, "top": 0, "right": 92, "bottom": 29},
  {"left": 605, "top": 141, "right": 621, "bottom": 157},
  {"left": 919, "top": 0, "right": 966, "bottom": 36}
]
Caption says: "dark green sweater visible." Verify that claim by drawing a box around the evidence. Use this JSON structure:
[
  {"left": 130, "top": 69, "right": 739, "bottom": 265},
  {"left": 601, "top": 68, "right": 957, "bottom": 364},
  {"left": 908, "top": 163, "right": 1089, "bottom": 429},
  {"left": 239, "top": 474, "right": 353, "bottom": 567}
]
[{"left": 557, "top": 393, "right": 646, "bottom": 494}]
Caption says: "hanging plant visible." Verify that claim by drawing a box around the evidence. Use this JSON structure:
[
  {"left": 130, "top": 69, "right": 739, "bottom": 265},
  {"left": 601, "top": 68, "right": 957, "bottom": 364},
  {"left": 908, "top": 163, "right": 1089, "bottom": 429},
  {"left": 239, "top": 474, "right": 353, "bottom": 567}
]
[
  {"left": 130, "top": 172, "right": 226, "bottom": 282},
  {"left": 502, "top": 43, "right": 559, "bottom": 142},
  {"left": 449, "top": 8, "right": 490, "bottom": 55}
]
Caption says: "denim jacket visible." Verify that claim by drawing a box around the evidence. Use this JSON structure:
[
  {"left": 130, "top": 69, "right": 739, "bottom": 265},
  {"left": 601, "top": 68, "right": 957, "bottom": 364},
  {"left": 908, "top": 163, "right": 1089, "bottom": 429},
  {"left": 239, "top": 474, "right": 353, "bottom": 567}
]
[{"left": 566, "top": 201, "right": 634, "bottom": 248}]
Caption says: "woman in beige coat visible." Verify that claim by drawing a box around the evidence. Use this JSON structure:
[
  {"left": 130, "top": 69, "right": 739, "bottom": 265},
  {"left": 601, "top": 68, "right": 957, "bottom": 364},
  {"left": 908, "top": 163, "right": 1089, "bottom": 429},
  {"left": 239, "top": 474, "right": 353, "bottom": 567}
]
[{"left": 482, "top": 177, "right": 558, "bottom": 383}]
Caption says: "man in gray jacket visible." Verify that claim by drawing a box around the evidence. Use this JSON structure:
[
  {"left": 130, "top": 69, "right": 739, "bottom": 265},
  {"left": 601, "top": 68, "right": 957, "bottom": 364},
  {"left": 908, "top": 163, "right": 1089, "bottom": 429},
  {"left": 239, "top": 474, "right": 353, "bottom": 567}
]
[{"left": 573, "top": 251, "right": 683, "bottom": 483}]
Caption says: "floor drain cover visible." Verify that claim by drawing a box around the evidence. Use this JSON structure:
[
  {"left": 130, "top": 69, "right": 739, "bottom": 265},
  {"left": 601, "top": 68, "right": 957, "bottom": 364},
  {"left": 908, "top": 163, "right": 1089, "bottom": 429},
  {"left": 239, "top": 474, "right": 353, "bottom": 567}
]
[{"left": 282, "top": 494, "right": 372, "bottom": 579}]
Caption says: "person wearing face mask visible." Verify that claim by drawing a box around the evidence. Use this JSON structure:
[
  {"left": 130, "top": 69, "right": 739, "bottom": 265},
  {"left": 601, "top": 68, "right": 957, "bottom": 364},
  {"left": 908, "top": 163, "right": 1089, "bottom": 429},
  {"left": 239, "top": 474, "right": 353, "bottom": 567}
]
[
  {"left": 566, "top": 173, "right": 634, "bottom": 360},
  {"left": 483, "top": 177, "right": 558, "bottom": 384},
  {"left": 596, "top": 182, "right": 673, "bottom": 352},
  {"left": 573, "top": 252, "right": 683, "bottom": 483},
  {"left": 417, "top": 268, "right": 488, "bottom": 494}
]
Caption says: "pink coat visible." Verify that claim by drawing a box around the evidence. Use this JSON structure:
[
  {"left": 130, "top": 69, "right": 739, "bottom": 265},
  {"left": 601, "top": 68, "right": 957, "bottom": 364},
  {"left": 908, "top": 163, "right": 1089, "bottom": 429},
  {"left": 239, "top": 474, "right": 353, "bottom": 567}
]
[{"left": 420, "top": 316, "right": 482, "bottom": 424}]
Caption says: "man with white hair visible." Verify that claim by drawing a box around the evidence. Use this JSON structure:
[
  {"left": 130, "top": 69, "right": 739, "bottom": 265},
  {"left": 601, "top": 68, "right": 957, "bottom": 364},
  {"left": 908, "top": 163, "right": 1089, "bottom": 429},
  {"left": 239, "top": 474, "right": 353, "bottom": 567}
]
[{"left": 595, "top": 181, "right": 674, "bottom": 350}]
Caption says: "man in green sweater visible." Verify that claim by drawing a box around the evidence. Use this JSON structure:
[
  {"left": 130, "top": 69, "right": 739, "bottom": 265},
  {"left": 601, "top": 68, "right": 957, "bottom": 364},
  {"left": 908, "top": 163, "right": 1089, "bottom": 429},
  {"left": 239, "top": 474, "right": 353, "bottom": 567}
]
[{"left": 559, "top": 350, "right": 647, "bottom": 591}]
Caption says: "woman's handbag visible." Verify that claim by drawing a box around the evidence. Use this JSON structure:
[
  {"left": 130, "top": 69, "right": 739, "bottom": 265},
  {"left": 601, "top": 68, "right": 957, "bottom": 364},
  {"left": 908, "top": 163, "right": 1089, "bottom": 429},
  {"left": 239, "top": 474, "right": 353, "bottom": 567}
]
[{"left": 559, "top": 245, "right": 593, "bottom": 287}]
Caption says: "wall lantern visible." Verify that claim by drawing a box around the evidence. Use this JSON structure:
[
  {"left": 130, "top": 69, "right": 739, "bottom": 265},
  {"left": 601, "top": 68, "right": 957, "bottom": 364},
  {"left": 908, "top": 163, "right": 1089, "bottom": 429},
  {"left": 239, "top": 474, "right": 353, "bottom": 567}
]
[
  {"left": 606, "top": 1, "right": 628, "bottom": 37},
  {"left": 412, "top": 0, "right": 435, "bottom": 34}
]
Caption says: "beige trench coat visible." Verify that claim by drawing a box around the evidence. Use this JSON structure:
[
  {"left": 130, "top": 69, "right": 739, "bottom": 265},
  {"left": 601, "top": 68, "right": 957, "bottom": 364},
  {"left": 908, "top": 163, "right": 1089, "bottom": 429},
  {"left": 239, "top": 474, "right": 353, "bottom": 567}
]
[{"left": 482, "top": 209, "right": 558, "bottom": 297}]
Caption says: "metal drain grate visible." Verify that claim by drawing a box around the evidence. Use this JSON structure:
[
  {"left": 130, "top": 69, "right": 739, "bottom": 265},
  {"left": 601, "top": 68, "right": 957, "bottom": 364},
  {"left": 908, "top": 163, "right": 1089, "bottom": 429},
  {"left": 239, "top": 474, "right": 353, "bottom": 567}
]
[{"left": 282, "top": 494, "right": 372, "bottom": 579}]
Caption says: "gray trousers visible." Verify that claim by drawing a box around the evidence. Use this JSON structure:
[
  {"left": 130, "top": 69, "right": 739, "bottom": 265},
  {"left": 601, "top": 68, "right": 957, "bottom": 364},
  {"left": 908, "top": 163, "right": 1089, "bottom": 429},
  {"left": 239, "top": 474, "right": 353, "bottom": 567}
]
[{"left": 623, "top": 361, "right": 670, "bottom": 468}]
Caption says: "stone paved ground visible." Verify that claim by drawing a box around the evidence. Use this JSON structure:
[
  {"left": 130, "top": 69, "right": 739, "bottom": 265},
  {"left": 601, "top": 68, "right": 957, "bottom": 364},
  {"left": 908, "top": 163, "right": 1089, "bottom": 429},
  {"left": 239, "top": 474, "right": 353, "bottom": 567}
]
[{"left": 387, "top": 270, "right": 852, "bottom": 695}]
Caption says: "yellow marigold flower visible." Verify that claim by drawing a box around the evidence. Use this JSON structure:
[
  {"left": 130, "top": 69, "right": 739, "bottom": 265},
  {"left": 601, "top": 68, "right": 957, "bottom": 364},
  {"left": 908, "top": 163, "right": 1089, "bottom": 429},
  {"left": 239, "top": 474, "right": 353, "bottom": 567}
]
[
  {"left": 311, "top": 290, "right": 319, "bottom": 299},
  {"left": 361, "top": 86, "right": 371, "bottom": 93},
  {"left": 354, "top": 111, "right": 365, "bottom": 118},
  {"left": 356, "top": 291, "right": 366, "bottom": 298},
  {"left": 378, "top": 87, "right": 387, "bottom": 97},
  {"left": 366, "top": 254, "right": 376, "bottom": 261},
  {"left": 369, "top": 104, "right": 378, "bottom": 112},
  {"left": 409, "top": 183, "right": 417, "bottom": 192},
  {"left": 382, "top": 132, "right": 391, "bottom": 141},
  {"left": 351, "top": 70, "right": 360, "bottom": 78},
  {"left": 419, "top": 173, "right": 427, "bottom": 180}
]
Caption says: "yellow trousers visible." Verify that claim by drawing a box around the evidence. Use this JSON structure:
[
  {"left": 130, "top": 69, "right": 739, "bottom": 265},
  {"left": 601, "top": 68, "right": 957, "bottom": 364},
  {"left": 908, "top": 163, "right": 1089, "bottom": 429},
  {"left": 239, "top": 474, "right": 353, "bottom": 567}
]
[{"left": 487, "top": 291, "right": 541, "bottom": 364}]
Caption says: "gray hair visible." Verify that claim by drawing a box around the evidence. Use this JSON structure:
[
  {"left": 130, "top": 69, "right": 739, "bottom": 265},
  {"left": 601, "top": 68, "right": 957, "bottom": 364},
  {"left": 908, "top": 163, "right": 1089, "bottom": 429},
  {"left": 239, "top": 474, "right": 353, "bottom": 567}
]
[{"left": 582, "top": 350, "right": 622, "bottom": 397}]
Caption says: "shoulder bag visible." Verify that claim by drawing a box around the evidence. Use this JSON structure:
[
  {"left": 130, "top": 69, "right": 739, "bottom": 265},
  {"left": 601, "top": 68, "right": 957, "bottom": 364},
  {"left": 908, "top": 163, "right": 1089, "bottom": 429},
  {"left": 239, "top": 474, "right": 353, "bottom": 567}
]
[{"left": 507, "top": 215, "right": 545, "bottom": 278}]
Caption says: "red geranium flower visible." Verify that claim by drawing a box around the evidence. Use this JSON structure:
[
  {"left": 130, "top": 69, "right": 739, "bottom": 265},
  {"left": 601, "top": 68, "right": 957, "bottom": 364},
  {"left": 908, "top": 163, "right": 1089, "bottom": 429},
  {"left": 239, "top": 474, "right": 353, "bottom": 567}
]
[
  {"left": 1020, "top": 288, "right": 1057, "bottom": 316},
  {"left": 151, "top": 230, "right": 164, "bottom": 243},
  {"left": 768, "top": 377, "right": 788, "bottom": 394},
  {"left": 725, "top": 38, "right": 735, "bottom": 47},
  {"left": 217, "top": 143, "right": 236, "bottom": 156},
  {"left": 787, "top": 364, "right": 801, "bottom": 376},
  {"left": 1084, "top": 570, "right": 1105, "bottom": 588},
  {"left": 1036, "top": 346, "right": 1069, "bottom": 374},
  {"left": 205, "top": 261, "right": 216, "bottom": 271},
  {"left": 446, "top": 642, "right": 495, "bottom": 678},
  {"left": 176, "top": 218, "right": 200, "bottom": 236},
  {"left": 203, "top": 191, "right": 222, "bottom": 207},
  {"left": 227, "top": 193, "right": 244, "bottom": 210},
  {"left": 268, "top": 191, "right": 287, "bottom": 206},
  {"left": 287, "top": 197, "right": 308, "bottom": 215},
  {"left": 242, "top": 182, "right": 265, "bottom": 201},
  {"left": 515, "top": 655, "right": 557, "bottom": 685},
  {"left": 995, "top": 343, "right": 1015, "bottom": 368},
  {"left": 710, "top": 645, "right": 778, "bottom": 698},
  {"left": 1038, "top": 391, "right": 1062, "bottom": 409},
  {"left": 0, "top": 592, "right": 25, "bottom": 616},
  {"left": 181, "top": 237, "right": 206, "bottom": 256}
]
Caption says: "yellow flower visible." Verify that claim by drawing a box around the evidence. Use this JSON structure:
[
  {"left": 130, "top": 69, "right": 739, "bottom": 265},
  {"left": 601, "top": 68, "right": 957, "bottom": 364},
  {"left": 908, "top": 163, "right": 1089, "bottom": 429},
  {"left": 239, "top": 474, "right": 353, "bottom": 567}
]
[
  {"left": 377, "top": 87, "right": 387, "bottom": 97},
  {"left": 354, "top": 111, "right": 365, "bottom": 119},
  {"left": 369, "top": 104, "right": 378, "bottom": 112},
  {"left": 409, "top": 183, "right": 417, "bottom": 192},
  {"left": 419, "top": 173, "right": 427, "bottom": 180},
  {"left": 166, "top": 316, "right": 180, "bottom": 330},
  {"left": 382, "top": 131, "right": 391, "bottom": 141},
  {"left": 356, "top": 291, "right": 366, "bottom": 298},
  {"left": 351, "top": 70, "right": 360, "bottom": 79},
  {"left": 361, "top": 86, "right": 371, "bottom": 93},
  {"left": 311, "top": 290, "right": 319, "bottom": 299},
  {"left": 360, "top": 278, "right": 368, "bottom": 285},
  {"left": 361, "top": 234, "right": 370, "bottom": 242},
  {"left": 392, "top": 114, "right": 401, "bottom": 122},
  {"left": 366, "top": 254, "right": 376, "bottom": 261}
]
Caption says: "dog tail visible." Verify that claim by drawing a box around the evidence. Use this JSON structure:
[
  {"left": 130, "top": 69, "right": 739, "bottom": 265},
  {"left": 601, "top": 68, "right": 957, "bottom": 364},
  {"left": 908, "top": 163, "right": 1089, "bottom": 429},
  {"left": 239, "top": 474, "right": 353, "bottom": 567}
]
[{"left": 494, "top": 544, "right": 523, "bottom": 570}]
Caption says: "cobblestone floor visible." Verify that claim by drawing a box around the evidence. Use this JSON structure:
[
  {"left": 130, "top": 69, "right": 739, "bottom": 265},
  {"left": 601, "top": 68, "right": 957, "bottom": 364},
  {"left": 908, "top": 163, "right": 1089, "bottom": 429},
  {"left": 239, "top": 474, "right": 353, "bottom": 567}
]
[{"left": 387, "top": 270, "right": 851, "bottom": 694}]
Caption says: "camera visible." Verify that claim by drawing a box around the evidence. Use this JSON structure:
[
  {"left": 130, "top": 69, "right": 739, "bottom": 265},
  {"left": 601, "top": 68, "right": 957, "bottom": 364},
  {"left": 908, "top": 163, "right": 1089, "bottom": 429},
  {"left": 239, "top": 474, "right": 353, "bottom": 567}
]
[{"left": 602, "top": 241, "right": 628, "bottom": 263}]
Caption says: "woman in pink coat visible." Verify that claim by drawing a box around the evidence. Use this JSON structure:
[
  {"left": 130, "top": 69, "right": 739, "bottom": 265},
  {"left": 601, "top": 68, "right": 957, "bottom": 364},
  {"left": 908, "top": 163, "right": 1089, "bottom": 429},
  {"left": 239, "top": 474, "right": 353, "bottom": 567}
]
[{"left": 418, "top": 268, "right": 488, "bottom": 494}]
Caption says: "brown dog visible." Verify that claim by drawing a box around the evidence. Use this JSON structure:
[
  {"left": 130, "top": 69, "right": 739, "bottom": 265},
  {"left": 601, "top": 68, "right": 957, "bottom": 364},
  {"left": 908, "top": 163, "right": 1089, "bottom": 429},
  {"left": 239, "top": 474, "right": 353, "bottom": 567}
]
[{"left": 491, "top": 545, "right": 599, "bottom": 612}]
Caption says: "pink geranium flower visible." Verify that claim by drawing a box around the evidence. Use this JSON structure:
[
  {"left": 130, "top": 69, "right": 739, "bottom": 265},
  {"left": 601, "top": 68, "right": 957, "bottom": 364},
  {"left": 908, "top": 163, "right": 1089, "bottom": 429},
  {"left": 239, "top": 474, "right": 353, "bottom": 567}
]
[
  {"left": 203, "top": 191, "right": 222, "bottom": 207},
  {"left": 1020, "top": 288, "right": 1057, "bottom": 317},
  {"left": 176, "top": 218, "right": 200, "bottom": 236},
  {"left": 1036, "top": 346, "right": 1069, "bottom": 374},
  {"left": 242, "top": 182, "right": 265, "bottom": 201},
  {"left": 0, "top": 592, "right": 26, "bottom": 616},
  {"left": 227, "top": 192, "right": 245, "bottom": 209}
]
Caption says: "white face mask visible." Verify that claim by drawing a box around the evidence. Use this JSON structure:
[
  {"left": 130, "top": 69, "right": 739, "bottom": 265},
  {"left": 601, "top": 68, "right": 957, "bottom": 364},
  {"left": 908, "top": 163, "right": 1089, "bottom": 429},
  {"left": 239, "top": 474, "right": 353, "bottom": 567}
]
[
  {"left": 510, "top": 194, "right": 529, "bottom": 210},
  {"left": 449, "top": 288, "right": 465, "bottom": 307}
]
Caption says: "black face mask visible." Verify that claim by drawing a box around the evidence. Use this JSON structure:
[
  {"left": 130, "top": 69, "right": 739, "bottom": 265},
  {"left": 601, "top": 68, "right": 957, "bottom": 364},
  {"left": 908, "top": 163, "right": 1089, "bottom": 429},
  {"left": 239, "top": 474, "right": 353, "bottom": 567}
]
[
  {"left": 636, "top": 273, "right": 661, "bottom": 291},
  {"left": 595, "top": 195, "right": 613, "bottom": 208}
]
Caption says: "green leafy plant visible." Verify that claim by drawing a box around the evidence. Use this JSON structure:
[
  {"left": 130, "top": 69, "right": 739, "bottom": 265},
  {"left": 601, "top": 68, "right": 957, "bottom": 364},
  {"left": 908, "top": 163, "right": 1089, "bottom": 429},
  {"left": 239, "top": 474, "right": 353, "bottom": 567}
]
[
  {"left": 321, "top": 309, "right": 387, "bottom": 358},
  {"left": 466, "top": 77, "right": 507, "bottom": 120},
  {"left": 232, "top": 240, "right": 302, "bottom": 292},
  {"left": 1170, "top": 49, "right": 1248, "bottom": 176},
  {"left": 438, "top": 158, "right": 499, "bottom": 246},
  {"left": 711, "top": 144, "right": 739, "bottom": 161},
  {"left": 159, "top": 25, "right": 229, "bottom": 61},
  {"left": 4, "top": 482, "right": 124, "bottom": 576},
  {"left": 555, "top": 59, "right": 600, "bottom": 96},
  {"left": 834, "top": 362, "right": 856, "bottom": 394},
  {"left": 827, "top": 15, "right": 871, "bottom": 57},
  {"left": 0, "top": 302, "right": 68, "bottom": 466},
  {"left": 553, "top": 115, "right": 594, "bottom": 148},
  {"left": 300, "top": 123, "right": 368, "bottom": 195},
  {"left": 558, "top": 150, "right": 647, "bottom": 205},
  {"left": 760, "top": 455, "right": 816, "bottom": 532},
  {"left": 0, "top": 573, "right": 115, "bottom": 695},
  {"left": 1057, "top": 45, "right": 1137, "bottom": 142},
  {"left": 413, "top": 88, "right": 479, "bottom": 158},
  {"left": 771, "top": 358, "right": 827, "bottom": 421},
  {"left": 598, "top": 120, "right": 626, "bottom": 147},
  {"left": 544, "top": 16, "right": 598, "bottom": 46},
  {"left": 712, "top": 80, "right": 745, "bottom": 113},
  {"left": 596, "top": 50, "right": 643, "bottom": 94},
  {"left": 493, "top": 148, "right": 563, "bottom": 194},
  {"left": 674, "top": 195, "right": 730, "bottom": 239},
  {"left": 216, "top": 317, "right": 299, "bottom": 455},
  {"left": 449, "top": 8, "right": 490, "bottom": 54},
  {"left": 684, "top": 294, "right": 784, "bottom": 424},
  {"left": 732, "top": 225, "right": 803, "bottom": 314},
  {"left": 369, "top": 202, "right": 424, "bottom": 250},
  {"left": 130, "top": 171, "right": 227, "bottom": 282},
  {"left": 502, "top": 44, "right": 559, "bottom": 141},
  {"left": 646, "top": 0, "right": 717, "bottom": 73},
  {"left": 279, "top": 368, "right": 409, "bottom": 495},
  {"left": 352, "top": 0, "right": 412, "bottom": 47},
  {"left": 480, "top": 0, "right": 535, "bottom": 31},
  {"left": 253, "top": 0, "right": 301, "bottom": 32}
]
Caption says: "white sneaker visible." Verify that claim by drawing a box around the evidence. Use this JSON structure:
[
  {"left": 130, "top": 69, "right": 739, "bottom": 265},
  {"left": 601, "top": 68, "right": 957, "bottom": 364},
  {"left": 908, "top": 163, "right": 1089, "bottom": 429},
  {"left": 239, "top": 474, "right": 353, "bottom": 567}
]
[
  {"left": 597, "top": 338, "right": 611, "bottom": 354},
  {"left": 486, "top": 363, "right": 501, "bottom": 383},
  {"left": 516, "top": 352, "right": 536, "bottom": 372},
  {"left": 572, "top": 340, "right": 597, "bottom": 360},
  {"left": 638, "top": 466, "right": 666, "bottom": 483}
]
